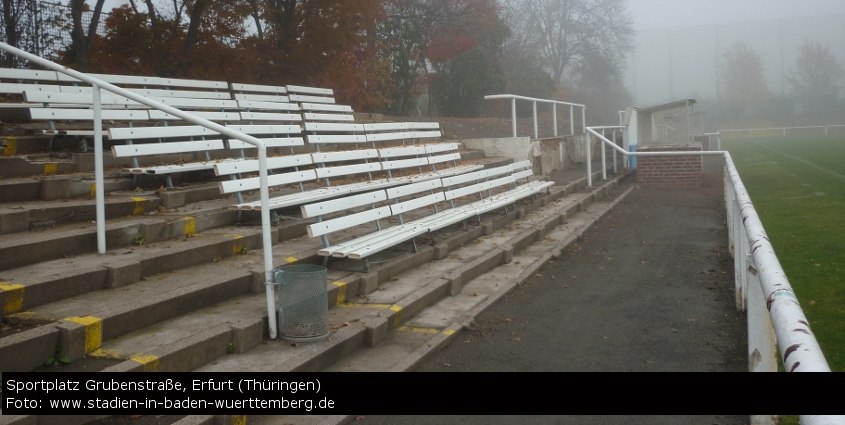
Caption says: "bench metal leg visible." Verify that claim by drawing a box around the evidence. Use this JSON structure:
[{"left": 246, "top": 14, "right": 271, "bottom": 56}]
[
  {"left": 411, "top": 237, "right": 418, "bottom": 253},
  {"left": 271, "top": 210, "right": 280, "bottom": 226},
  {"left": 165, "top": 175, "right": 174, "bottom": 189}
]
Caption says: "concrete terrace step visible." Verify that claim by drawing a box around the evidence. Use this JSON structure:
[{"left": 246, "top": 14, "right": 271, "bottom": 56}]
[
  {"left": 0, "top": 165, "right": 551, "bottom": 372},
  {"left": 0, "top": 196, "right": 244, "bottom": 271},
  {"left": 1, "top": 168, "right": 629, "bottom": 425}
]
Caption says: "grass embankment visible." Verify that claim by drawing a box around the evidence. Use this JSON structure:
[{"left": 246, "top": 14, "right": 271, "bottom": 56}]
[{"left": 724, "top": 135, "right": 845, "bottom": 372}]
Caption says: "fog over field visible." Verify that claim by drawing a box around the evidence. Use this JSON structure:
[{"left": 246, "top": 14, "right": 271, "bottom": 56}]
[{"left": 625, "top": 1, "right": 845, "bottom": 102}]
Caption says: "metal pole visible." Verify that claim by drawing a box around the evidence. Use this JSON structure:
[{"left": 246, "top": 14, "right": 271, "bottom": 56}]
[
  {"left": 612, "top": 129, "right": 617, "bottom": 174},
  {"left": 511, "top": 98, "right": 517, "bottom": 138},
  {"left": 569, "top": 105, "right": 574, "bottom": 135},
  {"left": 532, "top": 101, "right": 538, "bottom": 139},
  {"left": 581, "top": 106, "right": 587, "bottom": 135},
  {"left": 553, "top": 104, "right": 558, "bottom": 137},
  {"left": 586, "top": 132, "right": 592, "bottom": 187},
  {"left": 601, "top": 129, "right": 606, "bottom": 180},
  {"left": 93, "top": 86, "right": 106, "bottom": 254}
]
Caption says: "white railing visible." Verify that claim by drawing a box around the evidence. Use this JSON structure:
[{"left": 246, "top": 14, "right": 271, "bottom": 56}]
[
  {"left": 484, "top": 94, "right": 586, "bottom": 139},
  {"left": 0, "top": 42, "right": 282, "bottom": 339},
  {"left": 720, "top": 125, "right": 845, "bottom": 139},
  {"left": 587, "top": 126, "right": 840, "bottom": 423}
]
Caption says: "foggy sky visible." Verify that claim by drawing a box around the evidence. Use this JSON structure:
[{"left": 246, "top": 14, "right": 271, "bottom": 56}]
[{"left": 628, "top": 0, "right": 845, "bottom": 30}]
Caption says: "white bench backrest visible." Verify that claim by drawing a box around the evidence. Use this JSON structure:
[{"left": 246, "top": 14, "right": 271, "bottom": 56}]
[
  {"left": 236, "top": 100, "right": 301, "bottom": 112},
  {"left": 300, "top": 103, "right": 352, "bottom": 113},
  {"left": 113, "top": 140, "right": 226, "bottom": 157},
  {"left": 214, "top": 153, "right": 313, "bottom": 176},
  {"left": 30, "top": 108, "right": 150, "bottom": 121},
  {"left": 445, "top": 175, "right": 515, "bottom": 201},
  {"left": 308, "top": 206, "right": 392, "bottom": 238},
  {"left": 0, "top": 83, "right": 62, "bottom": 94},
  {"left": 0, "top": 68, "right": 59, "bottom": 81},
  {"left": 301, "top": 191, "right": 388, "bottom": 219},
  {"left": 230, "top": 83, "right": 287, "bottom": 94},
  {"left": 302, "top": 112, "right": 355, "bottom": 122}
]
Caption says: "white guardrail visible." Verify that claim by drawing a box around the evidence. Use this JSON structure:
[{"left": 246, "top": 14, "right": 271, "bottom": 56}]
[
  {"left": 587, "top": 127, "right": 842, "bottom": 424},
  {"left": 0, "top": 42, "right": 282, "bottom": 339},
  {"left": 719, "top": 125, "right": 845, "bottom": 138},
  {"left": 484, "top": 94, "right": 586, "bottom": 139}
]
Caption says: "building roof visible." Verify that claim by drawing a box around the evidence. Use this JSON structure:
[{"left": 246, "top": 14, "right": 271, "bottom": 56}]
[{"left": 635, "top": 99, "right": 696, "bottom": 114}]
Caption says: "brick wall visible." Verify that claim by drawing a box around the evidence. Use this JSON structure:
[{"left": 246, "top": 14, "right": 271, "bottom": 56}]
[{"left": 636, "top": 145, "right": 702, "bottom": 188}]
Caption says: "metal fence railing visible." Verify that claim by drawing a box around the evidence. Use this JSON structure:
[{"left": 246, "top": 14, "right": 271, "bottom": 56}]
[{"left": 484, "top": 94, "right": 586, "bottom": 139}]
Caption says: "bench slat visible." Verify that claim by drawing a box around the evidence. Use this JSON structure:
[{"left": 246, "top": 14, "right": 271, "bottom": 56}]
[
  {"left": 1, "top": 83, "right": 62, "bottom": 94},
  {"left": 148, "top": 110, "right": 241, "bottom": 121},
  {"left": 315, "top": 162, "right": 381, "bottom": 179},
  {"left": 0, "top": 69, "right": 58, "bottom": 81},
  {"left": 366, "top": 131, "right": 441, "bottom": 142},
  {"left": 289, "top": 94, "right": 335, "bottom": 104},
  {"left": 24, "top": 91, "right": 138, "bottom": 105},
  {"left": 239, "top": 112, "right": 302, "bottom": 122},
  {"left": 109, "top": 125, "right": 218, "bottom": 140},
  {"left": 227, "top": 137, "right": 305, "bottom": 149},
  {"left": 214, "top": 153, "right": 313, "bottom": 176},
  {"left": 306, "top": 134, "right": 367, "bottom": 144},
  {"left": 57, "top": 73, "right": 162, "bottom": 86},
  {"left": 227, "top": 124, "right": 302, "bottom": 134},
  {"left": 112, "top": 140, "right": 226, "bottom": 157},
  {"left": 30, "top": 108, "right": 149, "bottom": 121},
  {"left": 234, "top": 93, "right": 290, "bottom": 103},
  {"left": 428, "top": 152, "right": 461, "bottom": 165},
  {"left": 379, "top": 145, "right": 426, "bottom": 158},
  {"left": 445, "top": 175, "right": 515, "bottom": 201},
  {"left": 286, "top": 85, "right": 334, "bottom": 96},
  {"left": 236, "top": 100, "right": 301, "bottom": 111},
  {"left": 389, "top": 192, "right": 445, "bottom": 216},
  {"left": 304, "top": 122, "right": 364, "bottom": 132},
  {"left": 385, "top": 179, "right": 442, "bottom": 199},
  {"left": 307, "top": 206, "right": 391, "bottom": 238},
  {"left": 219, "top": 169, "right": 318, "bottom": 194},
  {"left": 311, "top": 149, "right": 379, "bottom": 163},
  {"left": 425, "top": 142, "right": 460, "bottom": 154},
  {"left": 302, "top": 113, "right": 355, "bottom": 122},
  {"left": 301, "top": 191, "right": 388, "bottom": 218},
  {"left": 381, "top": 157, "right": 428, "bottom": 171},
  {"left": 300, "top": 103, "right": 353, "bottom": 113},
  {"left": 230, "top": 83, "right": 287, "bottom": 94},
  {"left": 363, "top": 122, "right": 440, "bottom": 131},
  {"left": 59, "top": 87, "right": 231, "bottom": 99}
]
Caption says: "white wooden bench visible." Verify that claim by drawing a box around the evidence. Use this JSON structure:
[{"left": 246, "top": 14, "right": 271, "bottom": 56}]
[
  {"left": 287, "top": 85, "right": 336, "bottom": 104},
  {"left": 303, "top": 160, "right": 554, "bottom": 269},
  {"left": 108, "top": 123, "right": 303, "bottom": 188},
  {"left": 214, "top": 141, "right": 481, "bottom": 223}
]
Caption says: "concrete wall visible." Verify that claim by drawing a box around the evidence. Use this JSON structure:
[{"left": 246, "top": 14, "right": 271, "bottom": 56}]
[{"left": 462, "top": 135, "right": 589, "bottom": 176}]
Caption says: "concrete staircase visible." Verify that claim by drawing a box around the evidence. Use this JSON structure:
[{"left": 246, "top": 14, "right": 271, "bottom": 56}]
[{"left": 0, "top": 140, "right": 633, "bottom": 425}]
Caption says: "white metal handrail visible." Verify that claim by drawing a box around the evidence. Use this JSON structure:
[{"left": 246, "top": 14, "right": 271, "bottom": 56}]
[
  {"left": 0, "top": 42, "right": 281, "bottom": 339},
  {"left": 484, "top": 94, "right": 586, "bottom": 139}
]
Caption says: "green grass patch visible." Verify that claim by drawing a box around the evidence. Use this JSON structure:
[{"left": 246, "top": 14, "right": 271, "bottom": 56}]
[{"left": 724, "top": 135, "right": 845, "bottom": 372}]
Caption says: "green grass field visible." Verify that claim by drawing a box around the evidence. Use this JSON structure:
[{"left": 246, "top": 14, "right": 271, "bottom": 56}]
[{"left": 724, "top": 135, "right": 845, "bottom": 372}]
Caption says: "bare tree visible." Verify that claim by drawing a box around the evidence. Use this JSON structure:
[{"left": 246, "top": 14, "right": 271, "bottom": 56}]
[
  {"left": 505, "top": 0, "right": 632, "bottom": 84},
  {"left": 722, "top": 42, "right": 769, "bottom": 117},
  {"left": 788, "top": 40, "right": 843, "bottom": 118},
  {"left": 68, "top": 0, "right": 107, "bottom": 71}
]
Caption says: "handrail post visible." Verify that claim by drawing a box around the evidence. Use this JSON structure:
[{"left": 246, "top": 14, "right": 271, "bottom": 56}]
[
  {"left": 552, "top": 104, "right": 558, "bottom": 137},
  {"left": 586, "top": 132, "right": 592, "bottom": 187},
  {"left": 511, "top": 98, "right": 517, "bottom": 138},
  {"left": 93, "top": 85, "right": 106, "bottom": 254},
  {"left": 532, "top": 101, "right": 538, "bottom": 139},
  {"left": 569, "top": 105, "right": 574, "bottom": 135},
  {"left": 581, "top": 106, "right": 586, "bottom": 135},
  {"left": 600, "top": 129, "right": 606, "bottom": 180},
  {"left": 612, "top": 128, "right": 617, "bottom": 174}
]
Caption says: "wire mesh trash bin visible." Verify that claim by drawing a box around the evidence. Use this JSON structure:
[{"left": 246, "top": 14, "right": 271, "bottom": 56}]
[{"left": 274, "top": 264, "right": 329, "bottom": 342}]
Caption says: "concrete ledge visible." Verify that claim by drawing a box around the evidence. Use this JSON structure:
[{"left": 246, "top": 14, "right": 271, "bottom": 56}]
[
  {"left": 102, "top": 324, "right": 234, "bottom": 372},
  {"left": 282, "top": 323, "right": 367, "bottom": 372},
  {"left": 0, "top": 323, "right": 60, "bottom": 372},
  {"left": 231, "top": 317, "right": 265, "bottom": 354},
  {"left": 0, "top": 209, "right": 29, "bottom": 235}
]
